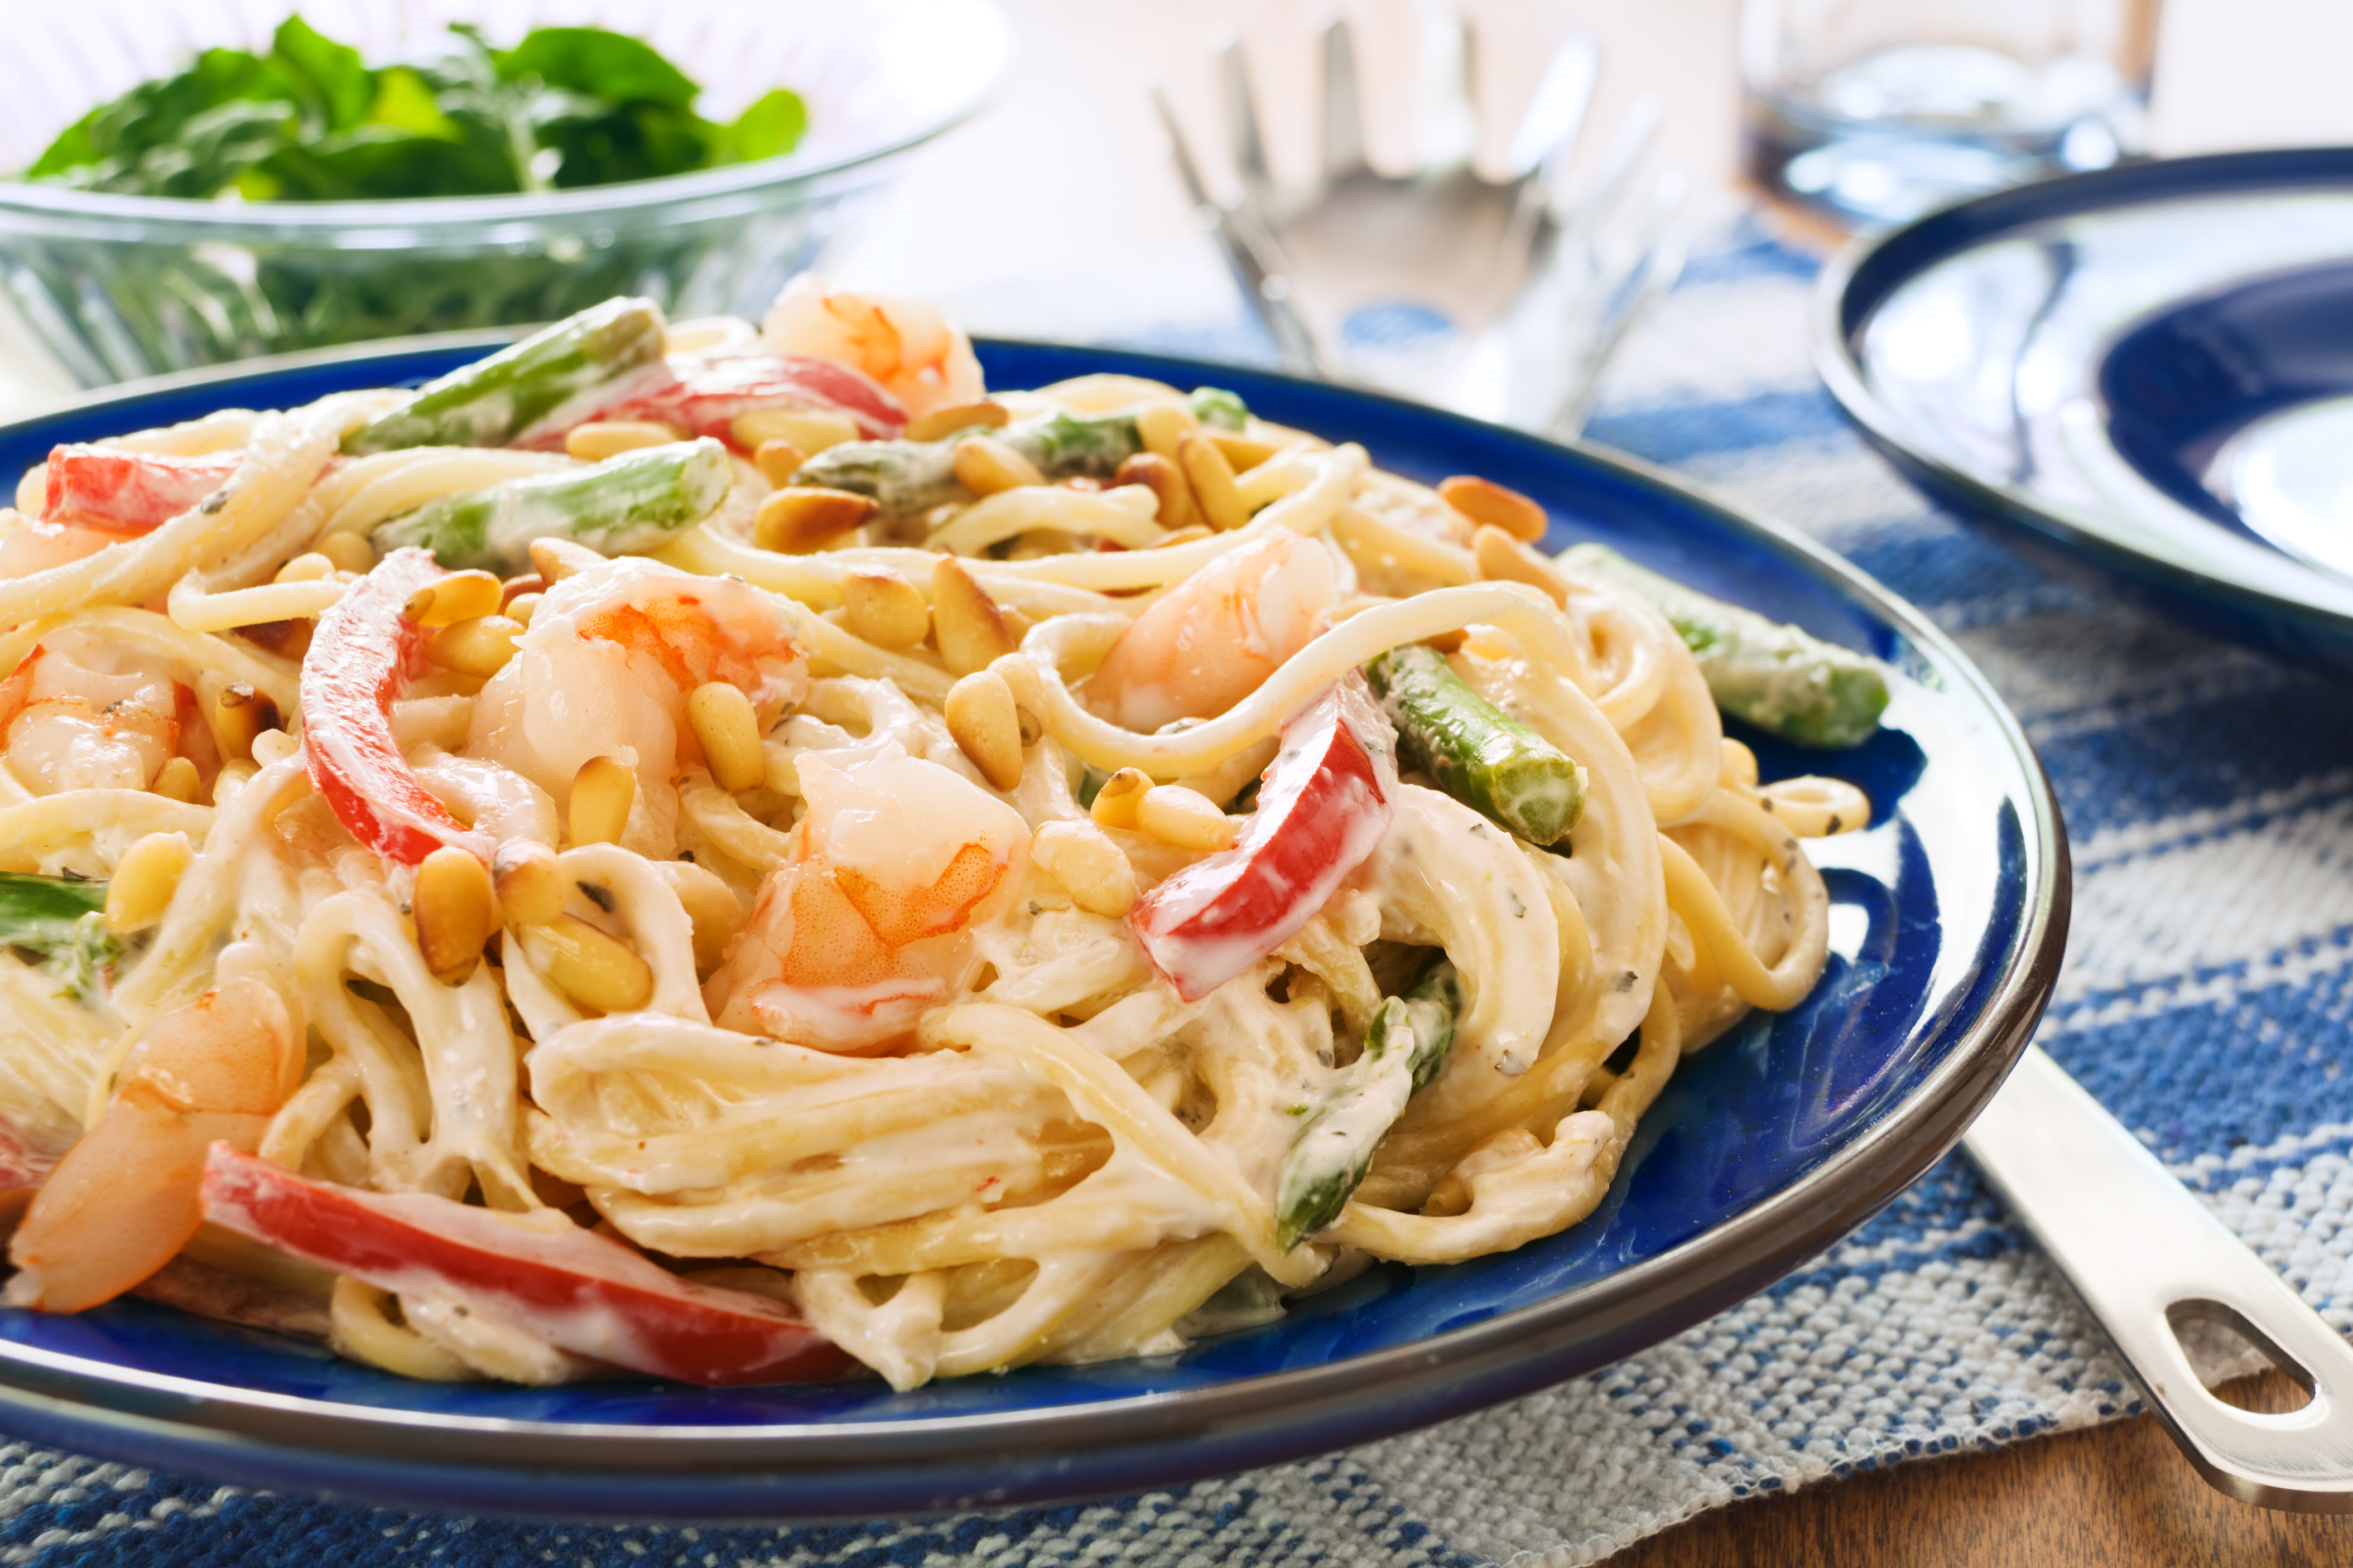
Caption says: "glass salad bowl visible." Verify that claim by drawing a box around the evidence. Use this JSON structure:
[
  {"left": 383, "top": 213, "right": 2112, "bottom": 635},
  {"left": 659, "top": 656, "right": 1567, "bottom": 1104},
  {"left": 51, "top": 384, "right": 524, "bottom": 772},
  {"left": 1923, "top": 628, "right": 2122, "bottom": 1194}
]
[{"left": 0, "top": 0, "right": 1011, "bottom": 384}]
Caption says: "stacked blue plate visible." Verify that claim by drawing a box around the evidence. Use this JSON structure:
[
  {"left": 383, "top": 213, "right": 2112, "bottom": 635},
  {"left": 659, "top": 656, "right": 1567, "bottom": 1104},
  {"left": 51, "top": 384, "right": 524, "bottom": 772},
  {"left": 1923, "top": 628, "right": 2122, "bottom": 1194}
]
[{"left": 1818, "top": 148, "right": 2353, "bottom": 676}]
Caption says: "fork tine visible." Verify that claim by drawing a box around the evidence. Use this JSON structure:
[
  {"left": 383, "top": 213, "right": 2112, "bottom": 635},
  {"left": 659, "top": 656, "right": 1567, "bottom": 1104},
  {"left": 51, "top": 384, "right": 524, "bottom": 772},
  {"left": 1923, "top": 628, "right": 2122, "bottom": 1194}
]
[
  {"left": 1552, "top": 94, "right": 1665, "bottom": 242},
  {"left": 1551, "top": 172, "right": 1687, "bottom": 439},
  {"left": 1148, "top": 79, "right": 1221, "bottom": 216},
  {"left": 1506, "top": 35, "right": 1599, "bottom": 182},
  {"left": 1409, "top": 8, "right": 1478, "bottom": 172},
  {"left": 1214, "top": 30, "right": 1272, "bottom": 192},
  {"left": 1497, "top": 35, "right": 1599, "bottom": 292},
  {"left": 1317, "top": 13, "right": 1366, "bottom": 182},
  {"left": 1151, "top": 79, "right": 1333, "bottom": 380}
]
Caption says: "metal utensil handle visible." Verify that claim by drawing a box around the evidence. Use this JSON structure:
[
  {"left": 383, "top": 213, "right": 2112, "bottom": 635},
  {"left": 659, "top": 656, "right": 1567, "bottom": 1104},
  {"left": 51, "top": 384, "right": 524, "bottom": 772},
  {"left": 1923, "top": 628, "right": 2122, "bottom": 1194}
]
[{"left": 1964, "top": 1046, "right": 2353, "bottom": 1511}]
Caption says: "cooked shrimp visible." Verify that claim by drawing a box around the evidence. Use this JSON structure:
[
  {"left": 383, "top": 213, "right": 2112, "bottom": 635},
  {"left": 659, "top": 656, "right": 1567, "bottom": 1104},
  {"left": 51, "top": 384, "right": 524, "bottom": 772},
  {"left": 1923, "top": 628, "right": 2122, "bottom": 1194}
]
[
  {"left": 1087, "top": 529, "right": 1337, "bottom": 732},
  {"left": 0, "top": 518, "right": 119, "bottom": 581},
  {"left": 0, "top": 635, "right": 187, "bottom": 794},
  {"left": 762, "top": 276, "right": 985, "bottom": 421},
  {"left": 7, "top": 973, "right": 301, "bottom": 1312},
  {"left": 468, "top": 557, "right": 808, "bottom": 850},
  {"left": 706, "top": 744, "right": 1027, "bottom": 1050}
]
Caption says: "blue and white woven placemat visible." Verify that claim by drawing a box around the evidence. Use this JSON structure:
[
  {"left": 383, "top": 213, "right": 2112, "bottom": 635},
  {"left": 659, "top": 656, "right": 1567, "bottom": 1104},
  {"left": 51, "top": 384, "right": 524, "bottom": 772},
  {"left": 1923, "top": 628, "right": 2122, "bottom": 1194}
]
[{"left": 11, "top": 223, "right": 2353, "bottom": 1566}]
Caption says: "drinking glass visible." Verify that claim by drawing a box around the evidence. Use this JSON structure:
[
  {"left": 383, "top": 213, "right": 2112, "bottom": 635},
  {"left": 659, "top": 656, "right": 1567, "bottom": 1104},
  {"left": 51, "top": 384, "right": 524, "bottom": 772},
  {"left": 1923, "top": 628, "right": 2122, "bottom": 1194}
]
[{"left": 1741, "top": 0, "right": 2161, "bottom": 227}]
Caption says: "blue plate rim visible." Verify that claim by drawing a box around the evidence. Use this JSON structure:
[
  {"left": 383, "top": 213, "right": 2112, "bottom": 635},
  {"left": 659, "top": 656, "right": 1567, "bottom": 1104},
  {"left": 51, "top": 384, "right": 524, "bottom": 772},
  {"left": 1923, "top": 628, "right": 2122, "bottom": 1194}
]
[
  {"left": 0, "top": 336, "right": 2070, "bottom": 1512},
  {"left": 1813, "top": 145, "right": 2353, "bottom": 645}
]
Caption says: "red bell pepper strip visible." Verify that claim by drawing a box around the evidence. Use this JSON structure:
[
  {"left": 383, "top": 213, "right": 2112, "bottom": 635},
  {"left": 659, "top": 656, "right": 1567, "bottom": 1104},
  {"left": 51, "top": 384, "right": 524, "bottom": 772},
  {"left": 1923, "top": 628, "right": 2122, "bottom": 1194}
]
[
  {"left": 300, "top": 547, "right": 486, "bottom": 865},
  {"left": 200, "top": 1144, "right": 853, "bottom": 1386},
  {"left": 576, "top": 351, "right": 907, "bottom": 448},
  {"left": 1130, "top": 673, "right": 1399, "bottom": 1002},
  {"left": 41, "top": 445, "right": 243, "bottom": 535}
]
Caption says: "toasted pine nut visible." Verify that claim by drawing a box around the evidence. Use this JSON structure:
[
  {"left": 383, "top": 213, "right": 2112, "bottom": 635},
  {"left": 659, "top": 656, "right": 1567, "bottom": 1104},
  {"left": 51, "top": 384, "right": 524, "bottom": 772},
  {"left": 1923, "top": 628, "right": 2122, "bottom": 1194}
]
[
  {"left": 427, "top": 614, "right": 525, "bottom": 678},
  {"left": 999, "top": 604, "right": 1033, "bottom": 645},
  {"left": 1136, "top": 784, "right": 1238, "bottom": 851},
  {"left": 993, "top": 654, "right": 1047, "bottom": 715},
  {"left": 951, "top": 435, "right": 1044, "bottom": 496},
  {"left": 414, "top": 846, "right": 496, "bottom": 985},
  {"left": 930, "top": 557, "right": 1017, "bottom": 675},
  {"left": 1015, "top": 705, "right": 1043, "bottom": 747},
  {"left": 841, "top": 568, "right": 928, "bottom": 649},
  {"left": 754, "top": 486, "right": 878, "bottom": 553},
  {"left": 1207, "top": 431, "right": 1282, "bottom": 471},
  {"left": 273, "top": 552, "right": 335, "bottom": 584},
  {"left": 212, "top": 760, "right": 257, "bottom": 805},
  {"left": 316, "top": 531, "right": 376, "bottom": 574},
  {"left": 1177, "top": 434, "right": 1247, "bottom": 531},
  {"left": 653, "top": 859, "right": 746, "bottom": 977},
  {"left": 564, "top": 419, "right": 683, "bottom": 462},
  {"left": 1151, "top": 524, "right": 1213, "bottom": 549},
  {"left": 492, "top": 840, "right": 566, "bottom": 927},
  {"left": 1472, "top": 525, "right": 1569, "bottom": 606},
  {"left": 105, "top": 831, "right": 193, "bottom": 935},
  {"left": 688, "top": 682, "right": 765, "bottom": 792},
  {"left": 249, "top": 728, "right": 300, "bottom": 768},
  {"left": 205, "top": 678, "right": 278, "bottom": 763},
  {"left": 405, "top": 570, "right": 503, "bottom": 628},
  {"left": 945, "top": 669, "right": 1023, "bottom": 790},
  {"left": 1441, "top": 475, "right": 1548, "bottom": 543},
  {"left": 906, "top": 400, "right": 1011, "bottom": 442},
  {"left": 1112, "top": 451, "right": 1198, "bottom": 531},
  {"left": 151, "top": 756, "right": 200, "bottom": 803},
  {"left": 517, "top": 914, "right": 654, "bottom": 1014},
  {"left": 1030, "top": 820, "right": 1139, "bottom": 918},
  {"left": 753, "top": 439, "right": 806, "bottom": 486},
  {"left": 1135, "top": 403, "right": 1198, "bottom": 460},
  {"left": 15, "top": 465, "right": 44, "bottom": 517},
  {"left": 570, "top": 756, "right": 636, "bottom": 847},
  {"left": 530, "top": 537, "right": 604, "bottom": 585},
  {"left": 1088, "top": 766, "right": 1153, "bottom": 830},
  {"left": 732, "top": 408, "right": 859, "bottom": 455},
  {"left": 505, "top": 591, "right": 542, "bottom": 627}
]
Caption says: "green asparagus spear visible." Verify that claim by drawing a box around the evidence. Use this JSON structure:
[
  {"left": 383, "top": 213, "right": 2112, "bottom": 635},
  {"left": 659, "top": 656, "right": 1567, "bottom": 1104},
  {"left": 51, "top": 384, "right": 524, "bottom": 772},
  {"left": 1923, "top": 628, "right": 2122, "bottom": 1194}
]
[
  {"left": 369, "top": 438, "right": 732, "bottom": 575},
  {"left": 0, "top": 872, "right": 118, "bottom": 1006},
  {"left": 340, "top": 296, "right": 668, "bottom": 456},
  {"left": 1187, "top": 386, "right": 1249, "bottom": 432},
  {"left": 1365, "top": 643, "right": 1585, "bottom": 846},
  {"left": 1558, "top": 543, "right": 1889, "bottom": 748},
  {"left": 794, "top": 385, "right": 1251, "bottom": 517},
  {"left": 1276, "top": 959, "right": 1461, "bottom": 1249}
]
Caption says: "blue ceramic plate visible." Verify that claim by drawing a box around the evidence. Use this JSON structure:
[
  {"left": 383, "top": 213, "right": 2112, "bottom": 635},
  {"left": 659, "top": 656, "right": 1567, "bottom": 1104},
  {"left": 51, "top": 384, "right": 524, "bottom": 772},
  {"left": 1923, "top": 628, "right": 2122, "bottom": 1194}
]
[
  {"left": 1817, "top": 148, "right": 2353, "bottom": 677},
  {"left": 0, "top": 340, "right": 2065, "bottom": 1521}
]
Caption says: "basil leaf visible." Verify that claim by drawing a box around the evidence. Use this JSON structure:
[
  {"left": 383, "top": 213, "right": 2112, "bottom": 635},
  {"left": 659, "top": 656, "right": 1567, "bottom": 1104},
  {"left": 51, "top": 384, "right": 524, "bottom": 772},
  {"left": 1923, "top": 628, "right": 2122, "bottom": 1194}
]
[
  {"left": 25, "top": 16, "right": 802, "bottom": 206},
  {"left": 368, "top": 66, "right": 460, "bottom": 141},
  {"left": 713, "top": 89, "right": 807, "bottom": 164},
  {"left": 260, "top": 127, "right": 518, "bottom": 200},
  {"left": 534, "top": 100, "right": 719, "bottom": 186},
  {"left": 271, "top": 15, "right": 374, "bottom": 134},
  {"left": 494, "top": 27, "right": 700, "bottom": 109}
]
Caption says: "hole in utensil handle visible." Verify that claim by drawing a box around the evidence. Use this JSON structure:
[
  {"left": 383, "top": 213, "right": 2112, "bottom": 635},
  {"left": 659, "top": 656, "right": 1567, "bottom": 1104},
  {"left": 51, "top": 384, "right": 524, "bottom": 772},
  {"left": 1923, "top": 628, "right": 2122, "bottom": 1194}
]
[{"left": 2168, "top": 1298, "right": 2319, "bottom": 1414}]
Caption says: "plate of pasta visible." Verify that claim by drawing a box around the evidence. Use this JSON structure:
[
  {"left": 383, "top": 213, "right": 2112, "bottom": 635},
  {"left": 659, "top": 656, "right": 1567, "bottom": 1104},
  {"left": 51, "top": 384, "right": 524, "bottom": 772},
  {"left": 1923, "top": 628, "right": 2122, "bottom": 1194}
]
[{"left": 0, "top": 283, "right": 2065, "bottom": 1519}]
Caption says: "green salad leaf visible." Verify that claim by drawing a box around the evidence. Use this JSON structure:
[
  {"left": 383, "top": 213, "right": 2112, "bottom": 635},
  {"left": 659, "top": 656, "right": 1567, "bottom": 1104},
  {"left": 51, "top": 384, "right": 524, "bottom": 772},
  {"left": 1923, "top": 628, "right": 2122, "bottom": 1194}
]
[{"left": 27, "top": 15, "right": 807, "bottom": 200}]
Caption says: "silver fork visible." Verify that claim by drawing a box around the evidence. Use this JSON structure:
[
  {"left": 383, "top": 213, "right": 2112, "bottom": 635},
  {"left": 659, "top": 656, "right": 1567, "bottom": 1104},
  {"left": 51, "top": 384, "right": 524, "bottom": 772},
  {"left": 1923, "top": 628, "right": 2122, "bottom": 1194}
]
[{"left": 1151, "top": 12, "right": 1685, "bottom": 440}]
